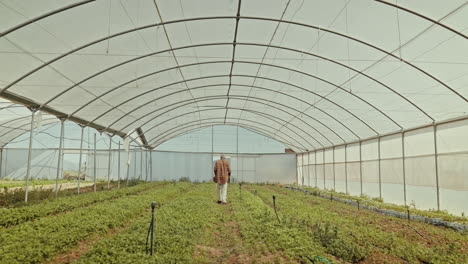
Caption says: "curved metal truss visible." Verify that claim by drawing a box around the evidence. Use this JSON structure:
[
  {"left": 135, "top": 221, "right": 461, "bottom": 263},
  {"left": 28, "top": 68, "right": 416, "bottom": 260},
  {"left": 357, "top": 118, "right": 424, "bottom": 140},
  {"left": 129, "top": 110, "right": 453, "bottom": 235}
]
[{"left": 0, "top": 1, "right": 467, "bottom": 150}]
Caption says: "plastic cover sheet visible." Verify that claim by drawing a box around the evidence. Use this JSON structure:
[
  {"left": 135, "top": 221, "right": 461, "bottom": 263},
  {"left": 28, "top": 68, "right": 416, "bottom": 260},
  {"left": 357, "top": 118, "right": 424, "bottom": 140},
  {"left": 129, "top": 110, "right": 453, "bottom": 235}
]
[
  {"left": 0, "top": 148, "right": 59, "bottom": 179},
  {"left": 1, "top": 0, "right": 467, "bottom": 153}
]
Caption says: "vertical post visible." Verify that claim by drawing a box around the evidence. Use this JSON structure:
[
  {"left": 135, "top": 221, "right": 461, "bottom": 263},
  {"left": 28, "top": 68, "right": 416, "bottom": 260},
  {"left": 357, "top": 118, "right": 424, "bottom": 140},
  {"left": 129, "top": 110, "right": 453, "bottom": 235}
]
[
  {"left": 402, "top": 132, "right": 407, "bottom": 206},
  {"left": 149, "top": 149, "right": 153, "bottom": 182},
  {"left": 140, "top": 148, "right": 143, "bottom": 180},
  {"left": 301, "top": 153, "right": 304, "bottom": 185},
  {"left": 314, "top": 151, "right": 317, "bottom": 188},
  {"left": 433, "top": 125, "right": 440, "bottom": 211},
  {"left": 77, "top": 125, "right": 85, "bottom": 194},
  {"left": 0, "top": 147, "right": 3, "bottom": 178},
  {"left": 236, "top": 125, "right": 239, "bottom": 183},
  {"left": 211, "top": 125, "right": 214, "bottom": 180},
  {"left": 323, "top": 150, "right": 325, "bottom": 189},
  {"left": 359, "top": 141, "right": 363, "bottom": 195},
  {"left": 93, "top": 133, "right": 97, "bottom": 192},
  {"left": 126, "top": 148, "right": 131, "bottom": 186},
  {"left": 133, "top": 148, "right": 137, "bottom": 180},
  {"left": 24, "top": 109, "right": 37, "bottom": 203},
  {"left": 145, "top": 151, "right": 148, "bottom": 181},
  {"left": 308, "top": 152, "right": 311, "bottom": 187},
  {"left": 55, "top": 118, "right": 65, "bottom": 198},
  {"left": 378, "top": 137, "right": 382, "bottom": 199},
  {"left": 118, "top": 142, "right": 121, "bottom": 188},
  {"left": 345, "top": 144, "right": 348, "bottom": 194},
  {"left": 107, "top": 135, "right": 112, "bottom": 190},
  {"left": 333, "top": 147, "right": 336, "bottom": 191}
]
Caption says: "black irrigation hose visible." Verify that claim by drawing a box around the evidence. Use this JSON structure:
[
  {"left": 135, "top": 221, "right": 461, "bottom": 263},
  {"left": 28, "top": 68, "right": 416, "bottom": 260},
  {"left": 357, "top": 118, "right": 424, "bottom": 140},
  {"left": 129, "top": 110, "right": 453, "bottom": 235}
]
[{"left": 272, "top": 195, "right": 281, "bottom": 224}]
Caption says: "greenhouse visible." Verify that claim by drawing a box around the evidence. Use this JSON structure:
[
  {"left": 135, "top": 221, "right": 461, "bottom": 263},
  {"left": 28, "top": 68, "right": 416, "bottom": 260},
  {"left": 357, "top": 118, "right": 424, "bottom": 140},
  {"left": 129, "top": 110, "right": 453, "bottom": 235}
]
[{"left": 0, "top": 0, "right": 467, "bottom": 263}]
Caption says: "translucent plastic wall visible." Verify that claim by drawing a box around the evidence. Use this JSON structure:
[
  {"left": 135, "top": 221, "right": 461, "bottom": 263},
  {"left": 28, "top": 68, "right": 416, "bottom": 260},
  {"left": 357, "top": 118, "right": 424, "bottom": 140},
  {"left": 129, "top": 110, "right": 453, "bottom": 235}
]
[
  {"left": 0, "top": 148, "right": 296, "bottom": 184},
  {"left": 297, "top": 119, "right": 468, "bottom": 216}
]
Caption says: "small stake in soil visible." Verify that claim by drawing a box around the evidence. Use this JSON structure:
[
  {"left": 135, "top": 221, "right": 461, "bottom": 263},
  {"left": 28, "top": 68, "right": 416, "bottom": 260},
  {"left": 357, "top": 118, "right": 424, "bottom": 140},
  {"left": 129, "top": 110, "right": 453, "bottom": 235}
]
[{"left": 272, "top": 195, "right": 281, "bottom": 224}]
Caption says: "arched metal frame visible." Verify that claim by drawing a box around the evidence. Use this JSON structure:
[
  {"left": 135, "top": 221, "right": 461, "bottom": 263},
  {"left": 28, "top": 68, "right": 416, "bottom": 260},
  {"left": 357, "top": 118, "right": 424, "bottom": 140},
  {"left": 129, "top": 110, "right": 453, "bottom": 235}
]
[
  {"left": 1, "top": 16, "right": 464, "bottom": 104},
  {"left": 136, "top": 104, "right": 316, "bottom": 150},
  {"left": 151, "top": 118, "right": 308, "bottom": 151},
  {"left": 114, "top": 84, "right": 352, "bottom": 144},
  {"left": 115, "top": 94, "right": 332, "bottom": 147},
  {"left": 41, "top": 42, "right": 432, "bottom": 125},
  {"left": 66, "top": 57, "right": 403, "bottom": 135},
  {"left": 0, "top": 7, "right": 466, "bottom": 149},
  {"left": 0, "top": 117, "right": 60, "bottom": 147}
]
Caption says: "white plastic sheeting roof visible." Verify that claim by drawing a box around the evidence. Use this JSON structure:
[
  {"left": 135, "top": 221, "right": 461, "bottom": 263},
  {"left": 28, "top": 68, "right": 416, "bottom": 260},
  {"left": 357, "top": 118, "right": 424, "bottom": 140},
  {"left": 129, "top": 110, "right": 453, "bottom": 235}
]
[{"left": 0, "top": 0, "right": 467, "bottom": 152}]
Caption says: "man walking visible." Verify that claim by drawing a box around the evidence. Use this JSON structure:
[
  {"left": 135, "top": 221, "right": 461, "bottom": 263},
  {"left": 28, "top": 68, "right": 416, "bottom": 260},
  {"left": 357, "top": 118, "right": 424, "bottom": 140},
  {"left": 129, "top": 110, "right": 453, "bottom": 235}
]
[{"left": 214, "top": 154, "right": 231, "bottom": 204}]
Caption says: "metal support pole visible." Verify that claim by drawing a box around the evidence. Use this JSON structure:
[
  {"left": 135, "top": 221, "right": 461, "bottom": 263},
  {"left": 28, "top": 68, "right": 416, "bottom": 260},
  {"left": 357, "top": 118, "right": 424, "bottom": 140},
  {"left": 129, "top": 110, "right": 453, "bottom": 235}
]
[
  {"left": 236, "top": 125, "right": 239, "bottom": 183},
  {"left": 345, "top": 144, "right": 348, "bottom": 194},
  {"left": 150, "top": 150, "right": 153, "bottom": 182},
  {"left": 140, "top": 148, "right": 143, "bottom": 180},
  {"left": 314, "top": 151, "right": 317, "bottom": 188},
  {"left": 301, "top": 153, "right": 305, "bottom": 185},
  {"left": 308, "top": 152, "right": 311, "bottom": 187},
  {"left": 378, "top": 137, "right": 382, "bottom": 199},
  {"left": 145, "top": 151, "right": 148, "bottom": 181},
  {"left": 359, "top": 141, "right": 363, "bottom": 195},
  {"left": 126, "top": 149, "right": 131, "bottom": 186},
  {"left": 323, "top": 150, "right": 325, "bottom": 189},
  {"left": 118, "top": 142, "right": 121, "bottom": 188},
  {"left": 24, "top": 109, "right": 37, "bottom": 203},
  {"left": 333, "top": 147, "right": 336, "bottom": 191},
  {"left": 107, "top": 135, "right": 113, "bottom": 190},
  {"left": 402, "top": 132, "right": 407, "bottom": 206},
  {"left": 0, "top": 148, "right": 3, "bottom": 178},
  {"left": 77, "top": 125, "right": 85, "bottom": 194},
  {"left": 433, "top": 125, "right": 440, "bottom": 210},
  {"left": 133, "top": 148, "right": 137, "bottom": 180},
  {"left": 55, "top": 119, "right": 65, "bottom": 198},
  {"left": 93, "top": 133, "right": 97, "bottom": 192}
]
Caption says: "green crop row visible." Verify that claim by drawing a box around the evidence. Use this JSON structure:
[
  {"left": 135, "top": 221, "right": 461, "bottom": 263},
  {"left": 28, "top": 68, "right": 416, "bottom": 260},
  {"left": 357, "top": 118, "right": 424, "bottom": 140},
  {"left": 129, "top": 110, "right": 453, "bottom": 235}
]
[
  {"left": 299, "top": 185, "right": 466, "bottom": 224},
  {"left": 74, "top": 183, "right": 218, "bottom": 264},
  {"left": 0, "top": 182, "right": 193, "bottom": 264},
  {"left": 230, "top": 185, "right": 333, "bottom": 263},
  {"left": 0, "top": 181, "right": 167, "bottom": 228},
  {"left": 250, "top": 185, "right": 467, "bottom": 264}
]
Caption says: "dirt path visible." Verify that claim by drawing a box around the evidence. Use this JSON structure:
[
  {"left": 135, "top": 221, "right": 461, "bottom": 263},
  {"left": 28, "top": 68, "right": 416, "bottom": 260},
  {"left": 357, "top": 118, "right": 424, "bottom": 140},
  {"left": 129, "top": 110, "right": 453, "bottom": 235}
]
[{"left": 192, "top": 199, "right": 249, "bottom": 264}]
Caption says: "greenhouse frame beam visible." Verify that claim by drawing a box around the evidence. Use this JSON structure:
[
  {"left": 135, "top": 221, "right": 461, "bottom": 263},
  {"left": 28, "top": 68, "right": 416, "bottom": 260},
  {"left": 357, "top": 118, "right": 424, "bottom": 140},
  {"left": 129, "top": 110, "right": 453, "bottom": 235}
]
[
  {"left": 90, "top": 72, "right": 369, "bottom": 141},
  {"left": 142, "top": 106, "right": 313, "bottom": 150},
  {"left": 24, "top": 109, "right": 36, "bottom": 203},
  {"left": 1, "top": 16, "right": 463, "bottom": 103},
  {"left": 0, "top": 0, "right": 96, "bottom": 37},
  {"left": 374, "top": 0, "right": 467, "bottom": 39},
  {"left": 42, "top": 42, "right": 421, "bottom": 128},
  {"left": 150, "top": 116, "right": 307, "bottom": 150},
  {"left": 106, "top": 80, "right": 357, "bottom": 143},
  {"left": 116, "top": 93, "right": 337, "bottom": 148},
  {"left": 77, "top": 125, "right": 85, "bottom": 194},
  {"left": 302, "top": 114, "right": 468, "bottom": 153},
  {"left": 55, "top": 118, "right": 65, "bottom": 198},
  {"left": 130, "top": 95, "right": 329, "bottom": 149},
  {"left": 150, "top": 120, "right": 306, "bottom": 152},
  {"left": 0, "top": 91, "right": 127, "bottom": 138}
]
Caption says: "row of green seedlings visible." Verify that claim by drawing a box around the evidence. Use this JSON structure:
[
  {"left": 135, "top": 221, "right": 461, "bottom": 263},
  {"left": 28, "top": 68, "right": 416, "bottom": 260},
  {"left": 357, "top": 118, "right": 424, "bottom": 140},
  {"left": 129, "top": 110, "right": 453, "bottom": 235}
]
[
  {"left": 234, "top": 184, "right": 334, "bottom": 263},
  {"left": 74, "top": 183, "right": 218, "bottom": 264},
  {"left": 0, "top": 182, "right": 193, "bottom": 264},
  {"left": 251, "top": 185, "right": 466, "bottom": 264},
  {"left": 300, "top": 185, "right": 466, "bottom": 224},
  {"left": 0, "top": 181, "right": 167, "bottom": 228},
  {"left": 0, "top": 179, "right": 143, "bottom": 207}
]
